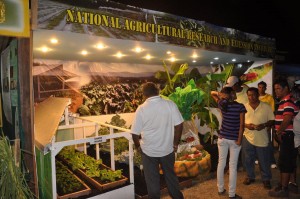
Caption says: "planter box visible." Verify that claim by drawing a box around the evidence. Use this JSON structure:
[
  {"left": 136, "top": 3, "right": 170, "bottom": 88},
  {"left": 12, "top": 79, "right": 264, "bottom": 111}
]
[
  {"left": 57, "top": 154, "right": 128, "bottom": 192},
  {"left": 75, "top": 164, "right": 128, "bottom": 191},
  {"left": 56, "top": 161, "right": 91, "bottom": 199}
]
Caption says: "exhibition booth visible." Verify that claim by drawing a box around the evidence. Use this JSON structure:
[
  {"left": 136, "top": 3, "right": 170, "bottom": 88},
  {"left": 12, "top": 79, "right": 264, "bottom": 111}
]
[{"left": 0, "top": 0, "right": 276, "bottom": 198}]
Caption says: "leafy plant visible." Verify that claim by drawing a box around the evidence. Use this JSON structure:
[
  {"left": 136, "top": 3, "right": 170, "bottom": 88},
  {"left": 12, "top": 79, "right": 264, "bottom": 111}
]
[
  {"left": 156, "top": 62, "right": 229, "bottom": 144},
  {"left": 56, "top": 161, "right": 86, "bottom": 195},
  {"left": 0, "top": 136, "right": 35, "bottom": 199},
  {"left": 58, "top": 148, "right": 123, "bottom": 182}
]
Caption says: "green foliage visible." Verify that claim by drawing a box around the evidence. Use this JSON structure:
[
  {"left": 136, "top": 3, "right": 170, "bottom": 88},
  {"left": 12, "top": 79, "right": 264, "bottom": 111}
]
[
  {"left": 96, "top": 114, "right": 129, "bottom": 155},
  {"left": 56, "top": 161, "right": 85, "bottom": 195},
  {"left": 0, "top": 136, "right": 35, "bottom": 199},
  {"left": 168, "top": 79, "right": 204, "bottom": 120},
  {"left": 156, "top": 62, "right": 228, "bottom": 143},
  {"left": 58, "top": 148, "right": 123, "bottom": 182},
  {"left": 78, "top": 104, "right": 91, "bottom": 116},
  {"left": 155, "top": 62, "right": 190, "bottom": 96}
]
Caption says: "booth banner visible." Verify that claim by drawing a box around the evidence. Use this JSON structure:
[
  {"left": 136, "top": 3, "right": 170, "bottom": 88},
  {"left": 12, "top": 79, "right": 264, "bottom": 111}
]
[
  {"left": 0, "top": 0, "right": 30, "bottom": 37},
  {"left": 230, "top": 60, "right": 273, "bottom": 95},
  {"left": 37, "top": 0, "right": 276, "bottom": 58}
]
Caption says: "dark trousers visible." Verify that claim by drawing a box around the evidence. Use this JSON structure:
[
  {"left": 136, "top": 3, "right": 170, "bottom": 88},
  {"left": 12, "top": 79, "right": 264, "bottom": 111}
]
[{"left": 141, "top": 151, "right": 184, "bottom": 199}]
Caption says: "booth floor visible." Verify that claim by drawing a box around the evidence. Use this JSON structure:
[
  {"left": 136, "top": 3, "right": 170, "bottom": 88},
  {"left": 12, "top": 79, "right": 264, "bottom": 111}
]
[{"left": 161, "top": 149, "right": 300, "bottom": 199}]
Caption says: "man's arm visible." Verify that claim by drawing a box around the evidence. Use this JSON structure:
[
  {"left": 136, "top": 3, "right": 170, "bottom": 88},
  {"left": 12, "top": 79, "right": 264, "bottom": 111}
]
[
  {"left": 276, "top": 114, "right": 293, "bottom": 135},
  {"left": 173, "top": 122, "right": 183, "bottom": 150},
  {"left": 132, "top": 134, "right": 141, "bottom": 150},
  {"left": 211, "top": 91, "right": 221, "bottom": 103},
  {"left": 236, "top": 112, "right": 245, "bottom": 145}
]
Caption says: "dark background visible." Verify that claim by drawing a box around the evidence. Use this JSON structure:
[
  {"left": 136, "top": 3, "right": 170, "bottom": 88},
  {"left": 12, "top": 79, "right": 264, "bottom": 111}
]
[{"left": 112, "top": 0, "right": 300, "bottom": 65}]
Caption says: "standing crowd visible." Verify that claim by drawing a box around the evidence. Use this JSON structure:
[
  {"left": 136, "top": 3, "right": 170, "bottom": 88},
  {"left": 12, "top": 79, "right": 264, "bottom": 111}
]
[
  {"left": 211, "top": 77, "right": 300, "bottom": 199},
  {"left": 129, "top": 77, "right": 300, "bottom": 199}
]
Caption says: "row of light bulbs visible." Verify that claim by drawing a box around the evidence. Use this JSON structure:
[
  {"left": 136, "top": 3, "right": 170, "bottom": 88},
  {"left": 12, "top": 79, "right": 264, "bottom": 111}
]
[{"left": 38, "top": 37, "right": 250, "bottom": 64}]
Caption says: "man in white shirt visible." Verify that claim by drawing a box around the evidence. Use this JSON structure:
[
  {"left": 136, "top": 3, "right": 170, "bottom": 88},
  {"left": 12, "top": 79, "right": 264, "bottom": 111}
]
[{"left": 131, "top": 82, "right": 184, "bottom": 199}]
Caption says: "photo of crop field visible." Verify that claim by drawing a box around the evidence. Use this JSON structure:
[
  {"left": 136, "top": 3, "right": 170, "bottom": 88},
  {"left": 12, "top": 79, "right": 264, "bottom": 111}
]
[{"left": 33, "top": 59, "right": 165, "bottom": 115}]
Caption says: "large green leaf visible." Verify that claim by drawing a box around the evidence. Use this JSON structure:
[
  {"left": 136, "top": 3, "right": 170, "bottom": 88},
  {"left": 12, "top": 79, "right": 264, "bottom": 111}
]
[{"left": 168, "top": 79, "right": 204, "bottom": 120}]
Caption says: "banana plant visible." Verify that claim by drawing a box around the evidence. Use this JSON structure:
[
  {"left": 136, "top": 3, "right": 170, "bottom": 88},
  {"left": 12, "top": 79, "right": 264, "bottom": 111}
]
[{"left": 156, "top": 62, "right": 230, "bottom": 144}]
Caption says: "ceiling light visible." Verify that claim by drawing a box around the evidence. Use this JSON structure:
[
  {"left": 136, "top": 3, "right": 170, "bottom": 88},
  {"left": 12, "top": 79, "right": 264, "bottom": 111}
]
[
  {"left": 133, "top": 47, "right": 143, "bottom": 53},
  {"left": 168, "top": 57, "right": 176, "bottom": 62},
  {"left": 41, "top": 46, "right": 50, "bottom": 53},
  {"left": 50, "top": 38, "right": 58, "bottom": 44},
  {"left": 95, "top": 43, "right": 106, "bottom": 49},
  {"left": 210, "top": 61, "right": 214, "bottom": 64},
  {"left": 81, "top": 50, "right": 88, "bottom": 55},
  {"left": 191, "top": 53, "right": 198, "bottom": 58},
  {"left": 192, "top": 60, "right": 197, "bottom": 63},
  {"left": 214, "top": 57, "right": 219, "bottom": 60},
  {"left": 237, "top": 64, "right": 243, "bottom": 68},
  {"left": 232, "top": 58, "right": 236, "bottom": 62},
  {"left": 114, "top": 52, "right": 125, "bottom": 58},
  {"left": 247, "top": 60, "right": 251, "bottom": 62},
  {"left": 166, "top": 51, "right": 172, "bottom": 55},
  {"left": 144, "top": 54, "right": 153, "bottom": 60}
]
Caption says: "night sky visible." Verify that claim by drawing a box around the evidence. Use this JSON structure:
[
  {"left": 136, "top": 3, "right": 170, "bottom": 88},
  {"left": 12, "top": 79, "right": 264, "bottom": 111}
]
[{"left": 111, "top": 0, "right": 300, "bottom": 64}]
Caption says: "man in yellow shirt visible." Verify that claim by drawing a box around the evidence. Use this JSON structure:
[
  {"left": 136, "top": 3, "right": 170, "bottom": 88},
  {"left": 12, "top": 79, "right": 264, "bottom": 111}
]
[
  {"left": 258, "top": 81, "right": 277, "bottom": 169},
  {"left": 258, "top": 81, "right": 275, "bottom": 111},
  {"left": 242, "top": 87, "right": 275, "bottom": 189}
]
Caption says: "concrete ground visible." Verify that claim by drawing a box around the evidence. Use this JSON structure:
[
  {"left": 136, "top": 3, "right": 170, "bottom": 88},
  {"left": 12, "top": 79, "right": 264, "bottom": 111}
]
[{"left": 162, "top": 149, "right": 300, "bottom": 199}]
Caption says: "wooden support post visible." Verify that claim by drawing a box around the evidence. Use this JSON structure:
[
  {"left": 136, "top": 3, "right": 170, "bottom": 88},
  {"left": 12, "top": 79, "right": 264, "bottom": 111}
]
[{"left": 18, "top": 37, "right": 38, "bottom": 196}]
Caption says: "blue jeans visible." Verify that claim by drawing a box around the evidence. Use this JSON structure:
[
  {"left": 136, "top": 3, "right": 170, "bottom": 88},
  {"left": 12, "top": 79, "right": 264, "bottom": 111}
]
[
  {"left": 242, "top": 137, "right": 272, "bottom": 181},
  {"left": 217, "top": 138, "right": 241, "bottom": 197}
]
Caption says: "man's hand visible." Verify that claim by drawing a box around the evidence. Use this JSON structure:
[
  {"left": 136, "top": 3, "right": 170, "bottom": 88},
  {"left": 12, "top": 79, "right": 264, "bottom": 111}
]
[{"left": 274, "top": 133, "right": 282, "bottom": 144}]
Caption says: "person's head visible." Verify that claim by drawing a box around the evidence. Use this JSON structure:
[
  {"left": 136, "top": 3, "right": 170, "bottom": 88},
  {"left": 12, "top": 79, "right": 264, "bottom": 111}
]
[
  {"left": 141, "top": 82, "right": 159, "bottom": 99},
  {"left": 274, "top": 79, "right": 290, "bottom": 100},
  {"left": 247, "top": 87, "right": 259, "bottom": 104},
  {"left": 220, "top": 86, "right": 236, "bottom": 101},
  {"left": 294, "top": 80, "right": 300, "bottom": 89},
  {"left": 291, "top": 86, "right": 300, "bottom": 101},
  {"left": 225, "top": 76, "right": 241, "bottom": 91},
  {"left": 257, "top": 81, "right": 267, "bottom": 95}
]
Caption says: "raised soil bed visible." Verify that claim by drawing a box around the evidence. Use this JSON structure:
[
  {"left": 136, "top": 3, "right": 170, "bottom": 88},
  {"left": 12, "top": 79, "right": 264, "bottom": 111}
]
[
  {"left": 56, "top": 155, "right": 128, "bottom": 192},
  {"left": 56, "top": 161, "right": 91, "bottom": 199},
  {"left": 74, "top": 163, "right": 128, "bottom": 191}
]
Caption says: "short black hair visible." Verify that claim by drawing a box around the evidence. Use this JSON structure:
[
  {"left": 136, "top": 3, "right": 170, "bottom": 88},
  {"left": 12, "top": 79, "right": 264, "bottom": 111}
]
[
  {"left": 274, "top": 79, "right": 290, "bottom": 90},
  {"left": 247, "top": 87, "right": 259, "bottom": 95},
  {"left": 142, "top": 82, "right": 159, "bottom": 97},
  {"left": 258, "top": 81, "right": 267, "bottom": 87},
  {"left": 220, "top": 86, "right": 234, "bottom": 95}
]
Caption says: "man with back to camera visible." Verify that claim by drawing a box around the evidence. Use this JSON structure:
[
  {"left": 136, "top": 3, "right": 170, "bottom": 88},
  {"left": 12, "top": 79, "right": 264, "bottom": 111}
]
[
  {"left": 257, "top": 81, "right": 277, "bottom": 169},
  {"left": 269, "top": 79, "right": 299, "bottom": 198},
  {"left": 131, "top": 82, "right": 184, "bottom": 199},
  {"left": 242, "top": 87, "right": 274, "bottom": 190}
]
